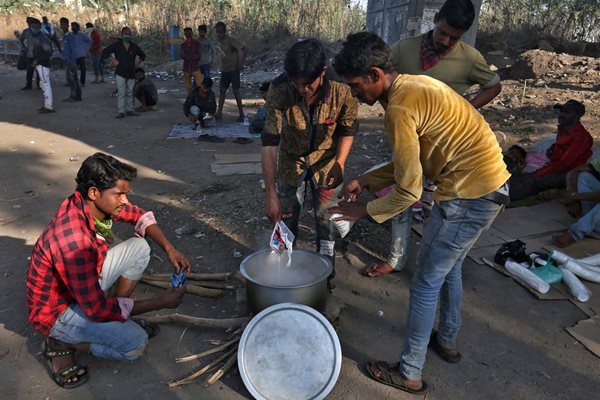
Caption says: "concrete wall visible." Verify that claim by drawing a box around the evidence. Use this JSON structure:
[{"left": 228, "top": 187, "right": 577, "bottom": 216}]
[{"left": 366, "top": 0, "right": 482, "bottom": 46}]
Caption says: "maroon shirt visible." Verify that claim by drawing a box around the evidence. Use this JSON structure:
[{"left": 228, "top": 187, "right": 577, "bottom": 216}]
[
  {"left": 535, "top": 123, "right": 593, "bottom": 177},
  {"left": 26, "top": 191, "right": 146, "bottom": 336},
  {"left": 180, "top": 39, "right": 201, "bottom": 72}
]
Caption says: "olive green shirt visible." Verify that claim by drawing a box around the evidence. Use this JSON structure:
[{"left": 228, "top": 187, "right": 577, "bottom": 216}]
[
  {"left": 390, "top": 35, "right": 499, "bottom": 95},
  {"left": 217, "top": 35, "right": 243, "bottom": 72},
  {"left": 262, "top": 76, "right": 359, "bottom": 187}
]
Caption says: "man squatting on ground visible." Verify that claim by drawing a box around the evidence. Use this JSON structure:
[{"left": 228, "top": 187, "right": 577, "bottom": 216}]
[
  {"left": 27, "top": 153, "right": 191, "bottom": 389},
  {"left": 330, "top": 32, "right": 510, "bottom": 395},
  {"left": 261, "top": 39, "right": 358, "bottom": 289},
  {"left": 365, "top": 0, "right": 502, "bottom": 277},
  {"left": 101, "top": 27, "right": 146, "bottom": 119}
]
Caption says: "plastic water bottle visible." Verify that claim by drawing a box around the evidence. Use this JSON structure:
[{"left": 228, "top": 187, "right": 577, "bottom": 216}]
[{"left": 243, "top": 112, "right": 250, "bottom": 126}]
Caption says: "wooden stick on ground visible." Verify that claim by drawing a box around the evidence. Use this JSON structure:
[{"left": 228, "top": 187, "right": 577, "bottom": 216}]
[
  {"left": 137, "top": 313, "right": 250, "bottom": 330},
  {"left": 140, "top": 278, "right": 224, "bottom": 298},
  {"left": 141, "top": 277, "right": 235, "bottom": 290},
  {"left": 176, "top": 337, "right": 240, "bottom": 363},
  {"left": 142, "top": 272, "right": 230, "bottom": 281},
  {"left": 203, "top": 350, "right": 238, "bottom": 387},
  {"left": 168, "top": 347, "right": 237, "bottom": 388}
]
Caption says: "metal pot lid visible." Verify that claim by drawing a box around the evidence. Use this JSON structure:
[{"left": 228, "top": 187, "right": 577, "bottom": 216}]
[{"left": 238, "top": 303, "right": 342, "bottom": 400}]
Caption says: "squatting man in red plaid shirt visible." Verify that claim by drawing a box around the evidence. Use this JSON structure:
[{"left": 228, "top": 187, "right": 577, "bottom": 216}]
[{"left": 26, "top": 153, "right": 192, "bottom": 389}]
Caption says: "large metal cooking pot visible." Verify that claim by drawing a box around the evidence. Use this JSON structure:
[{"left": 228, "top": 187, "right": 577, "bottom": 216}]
[{"left": 240, "top": 249, "right": 332, "bottom": 314}]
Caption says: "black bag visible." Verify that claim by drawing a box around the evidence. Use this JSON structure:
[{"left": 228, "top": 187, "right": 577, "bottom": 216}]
[
  {"left": 494, "top": 240, "right": 528, "bottom": 265},
  {"left": 17, "top": 52, "right": 27, "bottom": 70}
]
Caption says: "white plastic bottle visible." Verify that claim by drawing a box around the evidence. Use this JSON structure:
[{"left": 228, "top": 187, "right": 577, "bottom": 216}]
[{"left": 243, "top": 112, "right": 250, "bottom": 126}]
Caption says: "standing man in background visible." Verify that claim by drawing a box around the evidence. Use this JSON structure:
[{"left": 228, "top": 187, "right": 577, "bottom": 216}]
[
  {"left": 180, "top": 27, "right": 203, "bottom": 94},
  {"left": 214, "top": 21, "right": 247, "bottom": 122},
  {"left": 197, "top": 24, "right": 215, "bottom": 78},
  {"left": 87, "top": 22, "right": 105, "bottom": 84},
  {"left": 102, "top": 27, "right": 146, "bottom": 119},
  {"left": 29, "top": 18, "right": 54, "bottom": 114}
]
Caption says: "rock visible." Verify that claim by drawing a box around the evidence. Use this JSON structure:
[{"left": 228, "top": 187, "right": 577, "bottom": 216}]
[{"left": 537, "top": 40, "right": 554, "bottom": 52}]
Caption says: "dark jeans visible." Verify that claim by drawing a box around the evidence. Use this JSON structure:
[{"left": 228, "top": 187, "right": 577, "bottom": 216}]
[
  {"left": 200, "top": 64, "right": 211, "bottom": 78},
  {"left": 77, "top": 57, "right": 86, "bottom": 85},
  {"left": 278, "top": 179, "right": 341, "bottom": 275},
  {"left": 135, "top": 87, "right": 157, "bottom": 106},
  {"left": 509, "top": 171, "right": 567, "bottom": 201},
  {"left": 66, "top": 65, "right": 81, "bottom": 100}
]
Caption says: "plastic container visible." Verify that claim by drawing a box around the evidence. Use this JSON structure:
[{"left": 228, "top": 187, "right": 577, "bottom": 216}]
[
  {"left": 531, "top": 258, "right": 563, "bottom": 284},
  {"left": 559, "top": 266, "right": 591, "bottom": 302},
  {"left": 505, "top": 260, "right": 550, "bottom": 294},
  {"left": 243, "top": 112, "right": 250, "bottom": 126}
]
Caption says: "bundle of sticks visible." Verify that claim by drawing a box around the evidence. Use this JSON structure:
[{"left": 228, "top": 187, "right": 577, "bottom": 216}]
[
  {"left": 141, "top": 272, "right": 236, "bottom": 298},
  {"left": 168, "top": 332, "right": 242, "bottom": 388}
]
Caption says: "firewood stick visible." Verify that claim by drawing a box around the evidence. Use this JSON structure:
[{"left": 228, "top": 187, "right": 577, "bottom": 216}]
[
  {"left": 135, "top": 313, "right": 250, "bottom": 329},
  {"left": 176, "top": 337, "right": 240, "bottom": 363},
  {"left": 168, "top": 347, "right": 237, "bottom": 388},
  {"left": 140, "top": 278, "right": 223, "bottom": 298},
  {"left": 142, "top": 272, "right": 230, "bottom": 281},
  {"left": 142, "top": 277, "right": 235, "bottom": 290},
  {"left": 203, "top": 350, "right": 238, "bottom": 387}
]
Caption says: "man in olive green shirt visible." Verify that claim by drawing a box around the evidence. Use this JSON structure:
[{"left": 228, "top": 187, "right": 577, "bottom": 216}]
[
  {"left": 214, "top": 21, "right": 246, "bottom": 122},
  {"left": 366, "top": 0, "right": 503, "bottom": 278},
  {"left": 390, "top": 0, "right": 501, "bottom": 108},
  {"left": 331, "top": 32, "right": 509, "bottom": 395}
]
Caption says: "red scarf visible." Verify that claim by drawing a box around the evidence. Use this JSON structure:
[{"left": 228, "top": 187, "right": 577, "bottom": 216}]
[{"left": 420, "top": 31, "right": 454, "bottom": 71}]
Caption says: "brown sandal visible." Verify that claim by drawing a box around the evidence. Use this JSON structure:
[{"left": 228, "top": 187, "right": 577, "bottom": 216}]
[{"left": 365, "top": 360, "right": 428, "bottom": 395}]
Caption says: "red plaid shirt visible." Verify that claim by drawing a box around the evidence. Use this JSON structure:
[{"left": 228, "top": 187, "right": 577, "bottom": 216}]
[
  {"left": 180, "top": 39, "right": 201, "bottom": 73},
  {"left": 420, "top": 31, "right": 454, "bottom": 71},
  {"left": 26, "top": 191, "right": 147, "bottom": 336}
]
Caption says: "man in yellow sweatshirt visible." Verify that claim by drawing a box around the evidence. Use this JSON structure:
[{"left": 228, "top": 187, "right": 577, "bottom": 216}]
[{"left": 330, "top": 32, "right": 510, "bottom": 395}]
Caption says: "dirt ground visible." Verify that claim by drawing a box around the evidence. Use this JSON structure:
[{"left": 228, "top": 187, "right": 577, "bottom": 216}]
[{"left": 1, "top": 52, "right": 599, "bottom": 400}]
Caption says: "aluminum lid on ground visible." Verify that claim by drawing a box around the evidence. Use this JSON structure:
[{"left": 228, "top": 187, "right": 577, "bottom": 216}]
[{"left": 238, "top": 303, "right": 342, "bottom": 400}]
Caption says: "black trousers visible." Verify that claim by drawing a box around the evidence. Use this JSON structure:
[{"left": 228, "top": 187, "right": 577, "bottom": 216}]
[{"left": 76, "top": 57, "right": 86, "bottom": 85}]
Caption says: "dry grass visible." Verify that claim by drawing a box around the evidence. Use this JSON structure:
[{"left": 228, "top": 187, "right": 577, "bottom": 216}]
[{"left": 0, "top": 0, "right": 365, "bottom": 61}]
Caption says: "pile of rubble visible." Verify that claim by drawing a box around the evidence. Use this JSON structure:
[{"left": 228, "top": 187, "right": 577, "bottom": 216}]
[{"left": 510, "top": 49, "right": 600, "bottom": 81}]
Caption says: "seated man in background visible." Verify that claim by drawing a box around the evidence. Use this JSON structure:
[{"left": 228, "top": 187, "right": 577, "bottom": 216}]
[
  {"left": 249, "top": 81, "right": 270, "bottom": 135},
  {"left": 553, "top": 159, "right": 600, "bottom": 247},
  {"left": 27, "top": 153, "right": 190, "bottom": 389},
  {"left": 509, "top": 100, "right": 592, "bottom": 201},
  {"left": 133, "top": 67, "right": 158, "bottom": 112}
]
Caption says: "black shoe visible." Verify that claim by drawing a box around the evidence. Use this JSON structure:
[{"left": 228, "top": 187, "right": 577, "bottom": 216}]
[
  {"left": 197, "top": 134, "right": 225, "bottom": 143},
  {"left": 21, "top": 86, "right": 32, "bottom": 91}
]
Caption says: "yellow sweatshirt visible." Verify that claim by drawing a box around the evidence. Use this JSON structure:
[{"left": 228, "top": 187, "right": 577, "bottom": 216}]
[{"left": 363, "top": 74, "right": 510, "bottom": 223}]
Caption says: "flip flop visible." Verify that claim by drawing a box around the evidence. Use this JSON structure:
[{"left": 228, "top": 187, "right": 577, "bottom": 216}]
[
  {"left": 428, "top": 331, "right": 461, "bottom": 363},
  {"left": 365, "top": 360, "right": 428, "bottom": 395},
  {"left": 362, "top": 263, "right": 396, "bottom": 278}
]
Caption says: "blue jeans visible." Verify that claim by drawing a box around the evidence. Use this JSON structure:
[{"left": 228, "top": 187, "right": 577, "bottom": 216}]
[
  {"left": 400, "top": 197, "right": 503, "bottom": 380},
  {"left": 49, "top": 238, "right": 151, "bottom": 361},
  {"left": 387, "top": 208, "right": 412, "bottom": 271},
  {"left": 66, "top": 64, "right": 81, "bottom": 99},
  {"left": 569, "top": 172, "right": 600, "bottom": 240},
  {"left": 200, "top": 63, "right": 211, "bottom": 78},
  {"left": 90, "top": 52, "right": 104, "bottom": 81}
]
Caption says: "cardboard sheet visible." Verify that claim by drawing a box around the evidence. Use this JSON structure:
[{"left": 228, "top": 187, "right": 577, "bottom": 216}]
[
  {"left": 214, "top": 153, "right": 261, "bottom": 164},
  {"left": 210, "top": 162, "right": 262, "bottom": 176},
  {"left": 566, "top": 315, "right": 600, "bottom": 358}
]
